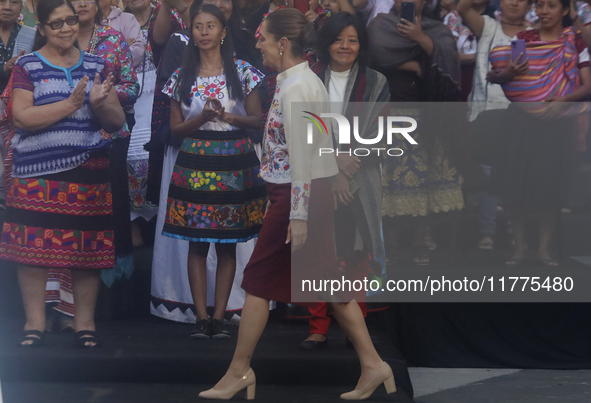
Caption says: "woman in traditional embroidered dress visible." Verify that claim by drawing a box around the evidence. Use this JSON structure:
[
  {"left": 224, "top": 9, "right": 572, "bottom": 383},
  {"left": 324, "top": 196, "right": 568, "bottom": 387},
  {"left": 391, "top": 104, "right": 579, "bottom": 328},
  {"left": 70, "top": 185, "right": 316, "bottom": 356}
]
[
  {"left": 162, "top": 4, "right": 265, "bottom": 339},
  {"left": 123, "top": 0, "right": 184, "bottom": 244},
  {"left": 97, "top": 0, "right": 154, "bottom": 245},
  {"left": 0, "top": 0, "right": 125, "bottom": 347},
  {"left": 299, "top": 13, "right": 389, "bottom": 350},
  {"left": 200, "top": 9, "right": 395, "bottom": 401},
  {"left": 368, "top": 0, "right": 464, "bottom": 265},
  {"left": 487, "top": 0, "right": 591, "bottom": 266},
  {"left": 150, "top": 0, "right": 263, "bottom": 325},
  {"left": 135, "top": 0, "right": 186, "bottom": 213},
  {"left": 44, "top": 0, "right": 139, "bottom": 318}
]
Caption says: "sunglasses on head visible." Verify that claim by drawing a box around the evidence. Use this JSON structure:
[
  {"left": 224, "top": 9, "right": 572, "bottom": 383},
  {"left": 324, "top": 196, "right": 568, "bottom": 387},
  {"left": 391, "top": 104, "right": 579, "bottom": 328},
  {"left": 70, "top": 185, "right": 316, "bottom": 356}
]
[{"left": 45, "top": 15, "right": 79, "bottom": 30}]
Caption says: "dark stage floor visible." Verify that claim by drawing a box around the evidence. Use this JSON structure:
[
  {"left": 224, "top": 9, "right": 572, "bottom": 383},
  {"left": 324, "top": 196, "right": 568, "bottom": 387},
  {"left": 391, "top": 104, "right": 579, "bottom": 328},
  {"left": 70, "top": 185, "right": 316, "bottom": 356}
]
[
  {"left": 0, "top": 316, "right": 413, "bottom": 402},
  {"left": 2, "top": 382, "right": 413, "bottom": 403}
]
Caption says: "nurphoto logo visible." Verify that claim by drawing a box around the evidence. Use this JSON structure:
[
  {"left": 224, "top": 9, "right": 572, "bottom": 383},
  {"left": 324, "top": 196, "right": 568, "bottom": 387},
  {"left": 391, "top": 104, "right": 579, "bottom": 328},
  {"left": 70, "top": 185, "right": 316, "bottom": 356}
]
[{"left": 304, "top": 112, "right": 418, "bottom": 156}]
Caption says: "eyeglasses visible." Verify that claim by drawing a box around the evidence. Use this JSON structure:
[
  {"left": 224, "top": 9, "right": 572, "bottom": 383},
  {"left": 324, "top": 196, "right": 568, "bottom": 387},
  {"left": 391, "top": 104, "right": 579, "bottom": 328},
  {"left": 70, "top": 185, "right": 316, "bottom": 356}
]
[
  {"left": 204, "top": 0, "right": 232, "bottom": 7},
  {"left": 71, "top": 0, "right": 96, "bottom": 6},
  {"left": 45, "top": 15, "right": 79, "bottom": 30}
]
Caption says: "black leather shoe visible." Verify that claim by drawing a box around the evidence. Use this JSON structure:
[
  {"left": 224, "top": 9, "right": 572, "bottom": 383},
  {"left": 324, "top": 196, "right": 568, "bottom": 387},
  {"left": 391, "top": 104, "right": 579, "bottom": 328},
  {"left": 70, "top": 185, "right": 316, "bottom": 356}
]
[
  {"left": 191, "top": 319, "right": 211, "bottom": 339},
  {"left": 210, "top": 319, "right": 230, "bottom": 339},
  {"left": 299, "top": 337, "right": 328, "bottom": 350}
]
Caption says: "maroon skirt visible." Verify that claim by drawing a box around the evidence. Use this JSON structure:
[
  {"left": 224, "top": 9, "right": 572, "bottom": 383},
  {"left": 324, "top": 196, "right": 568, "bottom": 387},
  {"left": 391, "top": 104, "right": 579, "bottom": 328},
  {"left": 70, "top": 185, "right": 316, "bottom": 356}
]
[{"left": 242, "top": 178, "right": 353, "bottom": 304}]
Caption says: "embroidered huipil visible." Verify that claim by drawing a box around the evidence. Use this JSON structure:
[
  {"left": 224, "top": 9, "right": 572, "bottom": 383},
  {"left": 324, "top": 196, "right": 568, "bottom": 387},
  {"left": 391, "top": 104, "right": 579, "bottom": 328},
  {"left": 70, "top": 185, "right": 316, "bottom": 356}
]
[
  {"left": 10, "top": 51, "right": 112, "bottom": 178},
  {"left": 260, "top": 62, "right": 338, "bottom": 220}
]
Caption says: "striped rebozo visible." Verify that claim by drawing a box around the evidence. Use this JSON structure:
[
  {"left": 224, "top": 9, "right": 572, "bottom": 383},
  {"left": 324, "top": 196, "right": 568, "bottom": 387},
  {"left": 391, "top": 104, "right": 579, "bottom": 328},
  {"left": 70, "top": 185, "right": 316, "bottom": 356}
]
[{"left": 489, "top": 26, "right": 581, "bottom": 102}]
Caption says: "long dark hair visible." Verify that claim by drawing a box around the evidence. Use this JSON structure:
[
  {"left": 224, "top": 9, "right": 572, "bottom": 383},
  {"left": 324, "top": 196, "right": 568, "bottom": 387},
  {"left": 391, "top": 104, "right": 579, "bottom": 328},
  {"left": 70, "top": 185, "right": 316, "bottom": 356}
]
[
  {"left": 175, "top": 4, "right": 243, "bottom": 106},
  {"left": 316, "top": 12, "right": 368, "bottom": 67},
  {"left": 560, "top": 0, "right": 573, "bottom": 27},
  {"left": 33, "top": 0, "right": 78, "bottom": 51}
]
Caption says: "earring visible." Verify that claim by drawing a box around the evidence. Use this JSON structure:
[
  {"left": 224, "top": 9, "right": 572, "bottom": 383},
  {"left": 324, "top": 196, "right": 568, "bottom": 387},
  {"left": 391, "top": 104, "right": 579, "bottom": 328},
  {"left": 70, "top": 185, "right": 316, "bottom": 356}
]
[
  {"left": 221, "top": 39, "right": 224, "bottom": 45},
  {"left": 279, "top": 51, "right": 283, "bottom": 55}
]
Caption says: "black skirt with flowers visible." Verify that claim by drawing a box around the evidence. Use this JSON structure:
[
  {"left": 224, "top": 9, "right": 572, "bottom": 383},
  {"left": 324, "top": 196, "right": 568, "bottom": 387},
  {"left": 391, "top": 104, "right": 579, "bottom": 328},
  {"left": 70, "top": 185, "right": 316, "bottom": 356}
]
[{"left": 162, "top": 129, "right": 266, "bottom": 243}]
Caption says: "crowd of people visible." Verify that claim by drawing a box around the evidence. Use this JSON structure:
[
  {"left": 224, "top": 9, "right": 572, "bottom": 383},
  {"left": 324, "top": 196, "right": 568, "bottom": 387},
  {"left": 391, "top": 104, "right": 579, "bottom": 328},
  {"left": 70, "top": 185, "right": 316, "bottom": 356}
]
[{"left": 0, "top": 0, "right": 589, "bottom": 398}]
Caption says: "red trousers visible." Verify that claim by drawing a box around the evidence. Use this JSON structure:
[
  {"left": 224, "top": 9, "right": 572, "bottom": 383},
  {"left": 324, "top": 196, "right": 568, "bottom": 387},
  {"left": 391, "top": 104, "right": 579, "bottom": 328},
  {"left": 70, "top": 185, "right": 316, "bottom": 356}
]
[{"left": 309, "top": 301, "right": 368, "bottom": 336}]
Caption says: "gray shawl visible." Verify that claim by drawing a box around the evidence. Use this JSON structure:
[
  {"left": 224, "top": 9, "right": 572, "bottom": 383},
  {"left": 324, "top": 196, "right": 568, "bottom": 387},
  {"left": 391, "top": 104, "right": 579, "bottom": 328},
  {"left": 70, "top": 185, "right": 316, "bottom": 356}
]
[
  {"left": 367, "top": 11, "right": 461, "bottom": 101},
  {"left": 316, "top": 62, "right": 390, "bottom": 259},
  {"left": 13, "top": 25, "right": 35, "bottom": 58}
]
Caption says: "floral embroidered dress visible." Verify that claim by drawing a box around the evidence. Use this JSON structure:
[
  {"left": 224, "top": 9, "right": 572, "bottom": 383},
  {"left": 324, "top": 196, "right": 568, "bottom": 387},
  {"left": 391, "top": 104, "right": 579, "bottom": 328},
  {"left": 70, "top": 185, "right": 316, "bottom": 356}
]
[
  {"left": 88, "top": 25, "right": 139, "bottom": 139},
  {"left": 161, "top": 60, "right": 266, "bottom": 242}
]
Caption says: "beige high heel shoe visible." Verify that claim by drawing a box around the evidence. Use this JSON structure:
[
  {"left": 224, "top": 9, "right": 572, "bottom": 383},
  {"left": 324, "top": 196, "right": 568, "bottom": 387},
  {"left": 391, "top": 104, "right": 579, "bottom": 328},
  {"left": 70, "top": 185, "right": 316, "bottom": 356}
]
[
  {"left": 340, "top": 361, "right": 396, "bottom": 400},
  {"left": 199, "top": 368, "right": 256, "bottom": 400}
]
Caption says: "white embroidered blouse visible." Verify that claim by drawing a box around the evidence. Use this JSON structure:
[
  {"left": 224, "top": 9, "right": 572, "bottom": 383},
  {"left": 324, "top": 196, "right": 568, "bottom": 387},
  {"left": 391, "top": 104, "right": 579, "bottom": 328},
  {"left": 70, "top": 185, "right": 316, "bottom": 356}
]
[{"left": 260, "top": 62, "right": 338, "bottom": 220}]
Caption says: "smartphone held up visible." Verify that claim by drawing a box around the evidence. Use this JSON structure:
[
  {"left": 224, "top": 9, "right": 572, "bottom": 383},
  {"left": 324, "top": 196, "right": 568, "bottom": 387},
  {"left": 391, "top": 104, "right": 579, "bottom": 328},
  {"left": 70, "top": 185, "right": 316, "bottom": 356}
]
[
  {"left": 400, "top": 1, "right": 416, "bottom": 24},
  {"left": 511, "top": 39, "right": 527, "bottom": 64}
]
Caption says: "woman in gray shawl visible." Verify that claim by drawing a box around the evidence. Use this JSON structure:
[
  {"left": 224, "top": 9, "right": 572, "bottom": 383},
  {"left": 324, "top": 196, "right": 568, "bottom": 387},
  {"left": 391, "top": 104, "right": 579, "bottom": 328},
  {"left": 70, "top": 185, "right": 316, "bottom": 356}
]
[
  {"left": 368, "top": 0, "right": 464, "bottom": 265},
  {"left": 300, "top": 12, "right": 390, "bottom": 350}
]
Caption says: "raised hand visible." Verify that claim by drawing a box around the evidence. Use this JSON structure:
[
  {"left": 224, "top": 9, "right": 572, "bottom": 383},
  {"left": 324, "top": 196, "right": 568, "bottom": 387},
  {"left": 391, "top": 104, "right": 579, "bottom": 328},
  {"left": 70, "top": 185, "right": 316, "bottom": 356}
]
[
  {"left": 89, "top": 73, "right": 116, "bottom": 108},
  {"left": 398, "top": 16, "right": 425, "bottom": 43},
  {"left": 3, "top": 50, "right": 26, "bottom": 74},
  {"left": 486, "top": 53, "right": 529, "bottom": 84},
  {"left": 68, "top": 76, "right": 90, "bottom": 111},
  {"left": 305, "top": 9, "right": 317, "bottom": 23}
]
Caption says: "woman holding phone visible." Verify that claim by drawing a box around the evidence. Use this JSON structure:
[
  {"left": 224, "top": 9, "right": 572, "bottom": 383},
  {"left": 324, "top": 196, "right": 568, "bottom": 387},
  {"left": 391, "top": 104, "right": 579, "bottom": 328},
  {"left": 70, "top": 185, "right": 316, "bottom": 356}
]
[
  {"left": 199, "top": 9, "right": 395, "bottom": 400},
  {"left": 457, "top": 0, "right": 531, "bottom": 252},
  {"left": 487, "top": 0, "right": 591, "bottom": 266},
  {"left": 457, "top": 0, "right": 532, "bottom": 120}
]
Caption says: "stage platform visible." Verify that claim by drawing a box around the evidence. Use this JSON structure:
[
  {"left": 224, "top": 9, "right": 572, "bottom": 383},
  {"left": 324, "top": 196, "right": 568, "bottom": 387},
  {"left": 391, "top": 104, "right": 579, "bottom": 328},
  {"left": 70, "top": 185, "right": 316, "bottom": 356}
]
[
  {"left": 0, "top": 314, "right": 414, "bottom": 402},
  {"left": 1, "top": 382, "right": 413, "bottom": 403}
]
